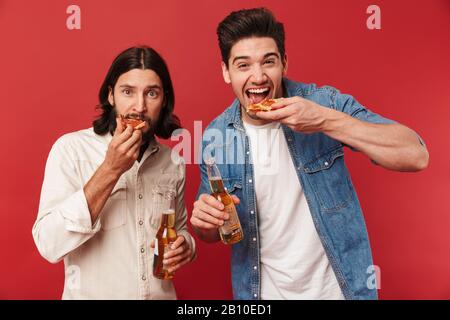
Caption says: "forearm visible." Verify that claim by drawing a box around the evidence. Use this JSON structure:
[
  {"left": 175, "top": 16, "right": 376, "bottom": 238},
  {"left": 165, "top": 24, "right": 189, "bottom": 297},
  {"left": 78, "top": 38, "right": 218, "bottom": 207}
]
[
  {"left": 192, "top": 226, "right": 221, "bottom": 243},
  {"left": 83, "top": 163, "right": 122, "bottom": 224},
  {"left": 321, "top": 108, "right": 429, "bottom": 171}
]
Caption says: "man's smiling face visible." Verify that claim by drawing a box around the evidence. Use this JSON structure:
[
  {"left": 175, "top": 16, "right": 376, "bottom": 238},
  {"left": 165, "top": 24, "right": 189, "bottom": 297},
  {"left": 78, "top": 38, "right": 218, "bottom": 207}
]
[{"left": 221, "top": 36, "right": 287, "bottom": 122}]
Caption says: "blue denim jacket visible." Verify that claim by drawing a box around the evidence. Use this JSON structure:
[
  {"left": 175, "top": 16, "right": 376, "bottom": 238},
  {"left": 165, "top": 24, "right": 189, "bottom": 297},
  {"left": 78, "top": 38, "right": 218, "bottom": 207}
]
[{"left": 196, "top": 78, "right": 396, "bottom": 300}]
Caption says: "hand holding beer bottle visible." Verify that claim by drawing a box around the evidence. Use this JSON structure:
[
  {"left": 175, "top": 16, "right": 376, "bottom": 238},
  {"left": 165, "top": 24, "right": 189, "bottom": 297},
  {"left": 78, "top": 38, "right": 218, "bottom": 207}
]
[
  {"left": 153, "top": 190, "right": 177, "bottom": 279},
  {"left": 191, "top": 158, "right": 243, "bottom": 245},
  {"left": 152, "top": 190, "right": 193, "bottom": 279}
]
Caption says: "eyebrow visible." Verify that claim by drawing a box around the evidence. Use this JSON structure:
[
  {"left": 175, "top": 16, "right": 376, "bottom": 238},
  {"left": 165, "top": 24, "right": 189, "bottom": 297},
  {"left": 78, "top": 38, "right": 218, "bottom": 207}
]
[
  {"left": 118, "top": 84, "right": 162, "bottom": 90},
  {"left": 232, "top": 52, "right": 280, "bottom": 65}
]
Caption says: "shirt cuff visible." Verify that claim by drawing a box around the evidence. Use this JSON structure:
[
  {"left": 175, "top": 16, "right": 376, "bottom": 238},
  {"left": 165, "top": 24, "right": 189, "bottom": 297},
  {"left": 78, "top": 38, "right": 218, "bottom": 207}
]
[{"left": 60, "top": 189, "right": 101, "bottom": 234}]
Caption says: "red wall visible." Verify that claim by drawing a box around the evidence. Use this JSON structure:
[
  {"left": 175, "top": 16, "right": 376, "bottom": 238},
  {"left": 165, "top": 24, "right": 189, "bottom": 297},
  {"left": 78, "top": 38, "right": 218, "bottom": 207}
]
[{"left": 1, "top": 0, "right": 449, "bottom": 299}]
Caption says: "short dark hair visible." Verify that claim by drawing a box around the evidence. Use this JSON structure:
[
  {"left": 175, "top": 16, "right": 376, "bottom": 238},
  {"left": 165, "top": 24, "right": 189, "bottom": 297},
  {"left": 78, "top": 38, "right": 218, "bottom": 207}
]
[
  {"left": 217, "top": 7, "right": 285, "bottom": 66},
  {"left": 93, "top": 46, "right": 181, "bottom": 139}
]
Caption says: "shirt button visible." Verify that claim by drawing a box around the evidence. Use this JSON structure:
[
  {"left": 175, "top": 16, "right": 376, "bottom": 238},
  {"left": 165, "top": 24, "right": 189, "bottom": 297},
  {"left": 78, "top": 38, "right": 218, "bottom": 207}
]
[
  {"left": 141, "top": 248, "right": 145, "bottom": 253},
  {"left": 253, "top": 266, "right": 257, "bottom": 270},
  {"left": 138, "top": 194, "right": 143, "bottom": 199},
  {"left": 253, "top": 237, "right": 256, "bottom": 242},
  {"left": 142, "top": 275, "right": 146, "bottom": 281},
  {"left": 246, "top": 151, "right": 250, "bottom": 155},
  {"left": 139, "top": 220, "right": 143, "bottom": 226},
  {"left": 324, "top": 161, "right": 329, "bottom": 166},
  {"left": 249, "top": 179, "right": 252, "bottom": 183},
  {"left": 250, "top": 210, "right": 254, "bottom": 214},
  {"left": 288, "top": 138, "right": 292, "bottom": 142},
  {"left": 254, "top": 294, "right": 258, "bottom": 298}
]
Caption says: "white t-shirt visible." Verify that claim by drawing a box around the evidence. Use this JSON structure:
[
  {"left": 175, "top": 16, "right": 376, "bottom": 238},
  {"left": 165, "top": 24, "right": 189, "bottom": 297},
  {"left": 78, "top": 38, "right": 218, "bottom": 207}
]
[{"left": 242, "top": 120, "right": 345, "bottom": 300}]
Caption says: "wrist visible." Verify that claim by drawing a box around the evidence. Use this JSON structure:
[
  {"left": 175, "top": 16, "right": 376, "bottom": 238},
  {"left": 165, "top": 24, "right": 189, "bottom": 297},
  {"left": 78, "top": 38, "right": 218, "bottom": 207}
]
[
  {"left": 99, "top": 161, "right": 122, "bottom": 180},
  {"left": 321, "top": 107, "right": 347, "bottom": 134}
]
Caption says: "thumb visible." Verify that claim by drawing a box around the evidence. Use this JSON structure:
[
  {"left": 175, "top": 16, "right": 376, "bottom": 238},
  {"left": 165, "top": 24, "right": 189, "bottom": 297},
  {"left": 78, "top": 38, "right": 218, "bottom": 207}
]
[
  {"left": 115, "top": 116, "right": 124, "bottom": 135},
  {"left": 150, "top": 239, "right": 155, "bottom": 248}
]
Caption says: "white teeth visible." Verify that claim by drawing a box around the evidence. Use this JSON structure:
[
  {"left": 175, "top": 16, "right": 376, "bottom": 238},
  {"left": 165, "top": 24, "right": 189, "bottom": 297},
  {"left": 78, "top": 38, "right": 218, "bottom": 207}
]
[{"left": 247, "top": 88, "right": 269, "bottom": 94}]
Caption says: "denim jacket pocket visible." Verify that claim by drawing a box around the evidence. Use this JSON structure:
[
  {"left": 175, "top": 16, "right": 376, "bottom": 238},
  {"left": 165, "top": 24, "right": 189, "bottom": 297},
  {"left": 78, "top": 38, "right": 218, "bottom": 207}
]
[
  {"left": 101, "top": 177, "right": 128, "bottom": 230},
  {"left": 222, "top": 178, "right": 243, "bottom": 194},
  {"left": 303, "top": 147, "right": 352, "bottom": 212}
]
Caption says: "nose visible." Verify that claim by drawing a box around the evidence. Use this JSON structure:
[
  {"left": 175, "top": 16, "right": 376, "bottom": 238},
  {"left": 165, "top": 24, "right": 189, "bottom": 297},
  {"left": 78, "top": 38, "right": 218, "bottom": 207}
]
[
  {"left": 134, "top": 93, "right": 147, "bottom": 113},
  {"left": 251, "top": 65, "right": 267, "bottom": 84}
]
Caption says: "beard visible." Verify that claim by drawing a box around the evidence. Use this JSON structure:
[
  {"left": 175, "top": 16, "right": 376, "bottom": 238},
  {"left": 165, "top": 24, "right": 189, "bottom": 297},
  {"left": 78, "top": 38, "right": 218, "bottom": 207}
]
[{"left": 141, "top": 117, "right": 156, "bottom": 143}]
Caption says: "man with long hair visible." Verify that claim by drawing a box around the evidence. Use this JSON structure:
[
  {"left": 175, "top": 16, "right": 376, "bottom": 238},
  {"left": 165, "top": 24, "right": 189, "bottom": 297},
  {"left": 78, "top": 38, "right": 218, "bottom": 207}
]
[{"left": 33, "top": 46, "right": 195, "bottom": 299}]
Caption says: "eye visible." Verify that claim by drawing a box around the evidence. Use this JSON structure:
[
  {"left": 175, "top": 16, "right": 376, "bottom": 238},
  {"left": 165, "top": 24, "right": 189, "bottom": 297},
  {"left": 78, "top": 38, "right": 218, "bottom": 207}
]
[
  {"left": 122, "top": 88, "right": 131, "bottom": 95},
  {"left": 147, "top": 90, "right": 158, "bottom": 98},
  {"left": 264, "top": 59, "right": 275, "bottom": 65},
  {"left": 237, "top": 63, "right": 249, "bottom": 69}
]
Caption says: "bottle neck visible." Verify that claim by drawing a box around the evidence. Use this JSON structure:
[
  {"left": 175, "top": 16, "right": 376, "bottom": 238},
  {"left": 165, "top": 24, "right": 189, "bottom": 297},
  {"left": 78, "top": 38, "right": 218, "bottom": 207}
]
[{"left": 161, "top": 210, "right": 176, "bottom": 228}]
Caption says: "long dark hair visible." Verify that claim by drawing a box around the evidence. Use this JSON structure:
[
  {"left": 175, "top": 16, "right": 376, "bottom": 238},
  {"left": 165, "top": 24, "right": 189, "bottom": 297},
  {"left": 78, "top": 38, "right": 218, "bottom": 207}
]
[{"left": 93, "top": 46, "right": 181, "bottom": 139}]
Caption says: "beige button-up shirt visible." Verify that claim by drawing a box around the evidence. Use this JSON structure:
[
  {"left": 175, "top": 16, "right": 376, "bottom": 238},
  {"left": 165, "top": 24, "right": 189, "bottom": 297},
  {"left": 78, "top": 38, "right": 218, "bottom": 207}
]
[{"left": 32, "top": 128, "right": 195, "bottom": 299}]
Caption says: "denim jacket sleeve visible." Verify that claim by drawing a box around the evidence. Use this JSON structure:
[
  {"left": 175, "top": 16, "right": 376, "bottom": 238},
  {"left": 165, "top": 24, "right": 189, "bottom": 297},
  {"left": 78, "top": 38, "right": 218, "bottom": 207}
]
[
  {"left": 329, "top": 88, "right": 396, "bottom": 124},
  {"left": 328, "top": 87, "right": 426, "bottom": 147}
]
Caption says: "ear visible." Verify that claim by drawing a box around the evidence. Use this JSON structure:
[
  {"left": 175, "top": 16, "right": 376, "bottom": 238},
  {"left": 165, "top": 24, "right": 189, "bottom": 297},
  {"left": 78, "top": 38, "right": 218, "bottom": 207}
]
[
  {"left": 221, "top": 61, "right": 231, "bottom": 84},
  {"left": 282, "top": 53, "right": 288, "bottom": 76},
  {"left": 108, "top": 86, "right": 114, "bottom": 106}
]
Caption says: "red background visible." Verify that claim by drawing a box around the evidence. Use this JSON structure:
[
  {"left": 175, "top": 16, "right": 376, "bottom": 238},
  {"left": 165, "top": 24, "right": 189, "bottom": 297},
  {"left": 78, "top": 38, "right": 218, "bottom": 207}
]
[{"left": 1, "top": 0, "right": 449, "bottom": 299}]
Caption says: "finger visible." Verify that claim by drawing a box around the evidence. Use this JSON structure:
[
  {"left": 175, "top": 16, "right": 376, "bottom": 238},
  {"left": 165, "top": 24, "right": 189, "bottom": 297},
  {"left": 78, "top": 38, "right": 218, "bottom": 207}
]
[
  {"left": 170, "top": 236, "right": 185, "bottom": 249},
  {"left": 193, "top": 206, "right": 226, "bottom": 225},
  {"left": 270, "top": 96, "right": 301, "bottom": 108},
  {"left": 190, "top": 213, "right": 222, "bottom": 230},
  {"left": 256, "top": 104, "right": 296, "bottom": 121},
  {"left": 196, "top": 200, "right": 229, "bottom": 221},
  {"left": 114, "top": 117, "right": 124, "bottom": 135},
  {"left": 121, "top": 129, "right": 142, "bottom": 151},
  {"left": 167, "top": 251, "right": 193, "bottom": 273},
  {"left": 126, "top": 135, "right": 142, "bottom": 158},
  {"left": 164, "top": 244, "right": 185, "bottom": 260},
  {"left": 114, "top": 125, "right": 134, "bottom": 145},
  {"left": 230, "top": 195, "right": 241, "bottom": 205},
  {"left": 150, "top": 239, "right": 155, "bottom": 248},
  {"left": 165, "top": 254, "right": 190, "bottom": 271},
  {"left": 165, "top": 249, "right": 192, "bottom": 268},
  {"left": 199, "top": 194, "right": 225, "bottom": 211}
]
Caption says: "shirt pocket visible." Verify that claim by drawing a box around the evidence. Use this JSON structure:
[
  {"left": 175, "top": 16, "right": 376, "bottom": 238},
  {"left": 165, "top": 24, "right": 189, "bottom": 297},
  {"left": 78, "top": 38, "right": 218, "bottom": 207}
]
[
  {"left": 303, "top": 147, "right": 352, "bottom": 212},
  {"left": 222, "top": 177, "right": 243, "bottom": 195},
  {"left": 149, "top": 183, "right": 178, "bottom": 230},
  {"left": 101, "top": 177, "right": 128, "bottom": 230}
]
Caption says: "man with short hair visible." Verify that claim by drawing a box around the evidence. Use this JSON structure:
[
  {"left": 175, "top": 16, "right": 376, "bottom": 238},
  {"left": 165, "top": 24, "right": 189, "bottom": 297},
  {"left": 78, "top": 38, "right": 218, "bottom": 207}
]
[{"left": 191, "top": 8, "right": 428, "bottom": 300}]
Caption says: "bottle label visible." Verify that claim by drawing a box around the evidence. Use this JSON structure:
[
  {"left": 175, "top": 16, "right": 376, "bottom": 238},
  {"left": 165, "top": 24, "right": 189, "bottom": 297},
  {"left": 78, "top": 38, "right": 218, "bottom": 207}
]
[
  {"left": 154, "top": 238, "right": 158, "bottom": 256},
  {"left": 222, "top": 204, "right": 240, "bottom": 231}
]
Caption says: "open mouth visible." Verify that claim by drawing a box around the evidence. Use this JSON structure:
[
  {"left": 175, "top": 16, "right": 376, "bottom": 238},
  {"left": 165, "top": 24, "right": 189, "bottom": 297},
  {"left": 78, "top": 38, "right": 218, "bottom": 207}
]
[{"left": 245, "top": 86, "right": 271, "bottom": 105}]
